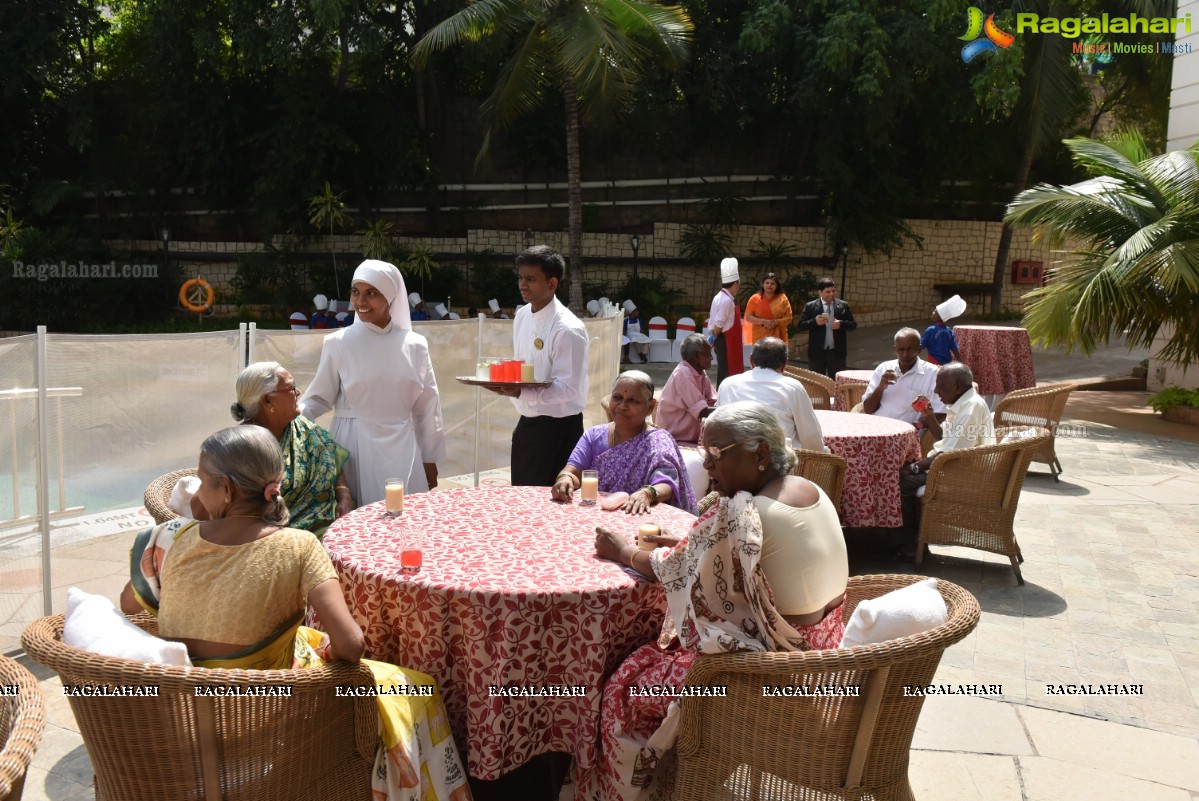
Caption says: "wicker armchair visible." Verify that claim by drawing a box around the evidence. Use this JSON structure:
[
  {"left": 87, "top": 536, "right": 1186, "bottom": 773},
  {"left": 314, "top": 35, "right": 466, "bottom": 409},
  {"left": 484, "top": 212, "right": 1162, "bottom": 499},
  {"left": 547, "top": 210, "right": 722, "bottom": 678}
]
[
  {"left": 143, "top": 468, "right": 197, "bottom": 525},
  {"left": 696, "top": 491, "right": 720, "bottom": 516},
  {"left": 784, "top": 367, "right": 836, "bottom": 410},
  {"left": 0, "top": 655, "right": 46, "bottom": 801},
  {"left": 674, "top": 574, "right": 980, "bottom": 801},
  {"left": 992, "top": 383, "right": 1076, "bottom": 481},
  {"left": 22, "top": 615, "right": 378, "bottom": 801},
  {"left": 790, "top": 448, "right": 847, "bottom": 512},
  {"left": 837, "top": 382, "right": 867, "bottom": 412},
  {"left": 917, "top": 426, "right": 1050, "bottom": 585}
]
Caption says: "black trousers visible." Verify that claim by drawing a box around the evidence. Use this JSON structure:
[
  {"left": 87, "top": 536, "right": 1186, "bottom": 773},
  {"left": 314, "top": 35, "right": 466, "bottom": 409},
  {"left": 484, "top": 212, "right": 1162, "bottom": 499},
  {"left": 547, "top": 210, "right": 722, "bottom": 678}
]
[
  {"left": 807, "top": 348, "right": 845, "bottom": 378},
  {"left": 714, "top": 332, "right": 732, "bottom": 387},
  {"left": 511, "top": 413, "right": 584, "bottom": 486}
]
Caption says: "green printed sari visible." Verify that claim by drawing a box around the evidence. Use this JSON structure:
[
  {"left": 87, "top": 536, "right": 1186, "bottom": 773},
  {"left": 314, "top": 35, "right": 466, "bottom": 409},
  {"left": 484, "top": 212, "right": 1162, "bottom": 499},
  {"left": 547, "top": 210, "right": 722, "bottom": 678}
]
[{"left": 279, "top": 415, "right": 349, "bottom": 538}]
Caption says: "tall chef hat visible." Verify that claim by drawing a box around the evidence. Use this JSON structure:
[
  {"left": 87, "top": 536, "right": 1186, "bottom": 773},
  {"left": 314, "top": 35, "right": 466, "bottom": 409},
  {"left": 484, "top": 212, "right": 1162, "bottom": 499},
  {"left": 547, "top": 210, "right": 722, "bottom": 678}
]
[{"left": 720, "top": 257, "right": 740, "bottom": 284}]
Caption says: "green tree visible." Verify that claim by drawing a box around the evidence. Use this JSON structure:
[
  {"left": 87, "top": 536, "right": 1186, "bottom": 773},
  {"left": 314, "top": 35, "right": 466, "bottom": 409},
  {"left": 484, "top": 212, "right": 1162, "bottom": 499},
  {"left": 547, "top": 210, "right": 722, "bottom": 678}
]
[
  {"left": 412, "top": 0, "right": 694, "bottom": 311},
  {"left": 975, "top": 0, "right": 1172, "bottom": 311},
  {"left": 1007, "top": 132, "right": 1199, "bottom": 366},
  {"left": 359, "top": 219, "right": 397, "bottom": 260},
  {"left": 308, "top": 181, "right": 350, "bottom": 298}
]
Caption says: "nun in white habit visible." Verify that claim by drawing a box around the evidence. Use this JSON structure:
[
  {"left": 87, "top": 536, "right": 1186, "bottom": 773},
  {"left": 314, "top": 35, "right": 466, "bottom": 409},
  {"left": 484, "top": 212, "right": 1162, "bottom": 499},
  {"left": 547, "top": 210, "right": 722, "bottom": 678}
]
[{"left": 300, "top": 260, "right": 446, "bottom": 504}]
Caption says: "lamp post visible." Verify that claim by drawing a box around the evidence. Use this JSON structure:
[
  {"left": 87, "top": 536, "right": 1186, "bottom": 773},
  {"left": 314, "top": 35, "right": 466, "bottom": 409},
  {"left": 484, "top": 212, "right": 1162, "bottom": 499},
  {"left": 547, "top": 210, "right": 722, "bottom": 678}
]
[
  {"left": 630, "top": 233, "right": 641, "bottom": 288},
  {"left": 160, "top": 226, "right": 170, "bottom": 277},
  {"left": 839, "top": 243, "right": 849, "bottom": 299}
]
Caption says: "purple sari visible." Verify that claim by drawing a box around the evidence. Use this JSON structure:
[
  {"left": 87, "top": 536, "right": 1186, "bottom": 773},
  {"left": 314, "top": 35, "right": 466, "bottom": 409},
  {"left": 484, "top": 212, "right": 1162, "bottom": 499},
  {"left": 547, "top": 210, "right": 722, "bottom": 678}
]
[{"left": 567, "top": 426, "right": 696, "bottom": 514}]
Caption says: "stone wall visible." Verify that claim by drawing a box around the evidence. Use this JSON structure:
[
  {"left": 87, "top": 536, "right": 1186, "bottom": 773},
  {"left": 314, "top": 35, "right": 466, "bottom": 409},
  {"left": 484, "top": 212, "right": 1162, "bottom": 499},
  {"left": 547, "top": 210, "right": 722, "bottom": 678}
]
[{"left": 114, "top": 218, "right": 1061, "bottom": 325}]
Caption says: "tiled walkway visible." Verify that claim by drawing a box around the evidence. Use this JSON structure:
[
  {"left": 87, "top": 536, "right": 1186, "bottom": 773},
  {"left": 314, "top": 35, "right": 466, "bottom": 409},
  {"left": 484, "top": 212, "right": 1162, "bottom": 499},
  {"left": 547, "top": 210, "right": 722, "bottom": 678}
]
[{"left": 11, "top": 400, "right": 1199, "bottom": 800}]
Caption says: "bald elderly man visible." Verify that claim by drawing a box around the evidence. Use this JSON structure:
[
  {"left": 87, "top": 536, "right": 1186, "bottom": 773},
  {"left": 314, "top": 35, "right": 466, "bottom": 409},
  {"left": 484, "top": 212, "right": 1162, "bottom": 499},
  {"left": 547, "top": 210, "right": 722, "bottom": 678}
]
[{"left": 863, "top": 327, "right": 946, "bottom": 423}]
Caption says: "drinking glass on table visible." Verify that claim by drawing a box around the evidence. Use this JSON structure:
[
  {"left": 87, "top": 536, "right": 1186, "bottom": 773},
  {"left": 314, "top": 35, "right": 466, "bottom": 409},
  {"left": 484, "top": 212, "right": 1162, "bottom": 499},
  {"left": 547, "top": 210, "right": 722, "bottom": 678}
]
[
  {"left": 911, "top": 395, "right": 931, "bottom": 413},
  {"left": 397, "top": 522, "right": 422, "bottom": 574},
  {"left": 385, "top": 478, "right": 404, "bottom": 517},
  {"left": 580, "top": 469, "right": 599, "bottom": 505}
]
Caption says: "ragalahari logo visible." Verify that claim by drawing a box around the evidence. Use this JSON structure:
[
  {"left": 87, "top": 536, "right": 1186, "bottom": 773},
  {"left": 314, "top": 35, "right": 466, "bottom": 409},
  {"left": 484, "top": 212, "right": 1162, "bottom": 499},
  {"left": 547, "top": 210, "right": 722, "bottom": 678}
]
[{"left": 960, "top": 7, "right": 1015, "bottom": 62}]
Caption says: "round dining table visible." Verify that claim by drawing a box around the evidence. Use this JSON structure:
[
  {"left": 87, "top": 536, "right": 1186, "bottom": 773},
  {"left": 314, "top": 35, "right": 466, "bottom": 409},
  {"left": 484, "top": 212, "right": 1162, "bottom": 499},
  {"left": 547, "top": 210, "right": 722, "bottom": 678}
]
[
  {"left": 815, "top": 409, "right": 921, "bottom": 528},
  {"left": 833, "top": 369, "right": 876, "bottom": 410},
  {"left": 954, "top": 325, "right": 1036, "bottom": 395},
  {"left": 321, "top": 485, "right": 696, "bottom": 781}
]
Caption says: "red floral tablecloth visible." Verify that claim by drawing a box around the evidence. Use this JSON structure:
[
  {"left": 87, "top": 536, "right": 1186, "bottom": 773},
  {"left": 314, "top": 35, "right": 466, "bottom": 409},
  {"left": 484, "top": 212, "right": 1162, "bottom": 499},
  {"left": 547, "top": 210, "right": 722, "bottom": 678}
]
[
  {"left": 954, "top": 325, "right": 1036, "bottom": 395},
  {"left": 321, "top": 486, "right": 696, "bottom": 780},
  {"left": 815, "top": 410, "right": 920, "bottom": 528},
  {"left": 833, "top": 369, "right": 875, "bottom": 411}
]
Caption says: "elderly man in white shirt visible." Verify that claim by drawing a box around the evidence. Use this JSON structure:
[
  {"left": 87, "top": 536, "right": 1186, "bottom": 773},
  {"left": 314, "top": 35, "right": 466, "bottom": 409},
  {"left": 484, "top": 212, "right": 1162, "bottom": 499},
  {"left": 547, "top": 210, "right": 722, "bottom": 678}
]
[
  {"left": 716, "top": 337, "right": 826, "bottom": 452},
  {"left": 898, "top": 363, "right": 995, "bottom": 551},
  {"left": 863, "top": 328, "right": 947, "bottom": 423}
]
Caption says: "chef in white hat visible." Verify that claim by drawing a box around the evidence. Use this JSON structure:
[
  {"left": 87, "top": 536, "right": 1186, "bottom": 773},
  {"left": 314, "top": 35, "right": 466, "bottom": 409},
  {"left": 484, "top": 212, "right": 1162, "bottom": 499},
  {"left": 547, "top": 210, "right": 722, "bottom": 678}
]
[
  {"left": 921, "top": 295, "right": 965, "bottom": 366},
  {"left": 310, "top": 294, "right": 333, "bottom": 329},
  {"left": 585, "top": 299, "right": 601, "bottom": 317},
  {"left": 300, "top": 259, "right": 445, "bottom": 503},
  {"left": 622, "top": 299, "right": 651, "bottom": 363},
  {"left": 707, "top": 257, "right": 745, "bottom": 385},
  {"left": 489, "top": 298, "right": 509, "bottom": 319}
]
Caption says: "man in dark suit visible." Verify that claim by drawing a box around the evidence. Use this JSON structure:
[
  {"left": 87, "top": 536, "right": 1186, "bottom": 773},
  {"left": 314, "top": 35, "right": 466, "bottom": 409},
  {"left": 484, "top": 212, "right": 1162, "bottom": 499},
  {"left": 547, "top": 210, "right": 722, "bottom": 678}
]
[{"left": 796, "top": 277, "right": 857, "bottom": 377}]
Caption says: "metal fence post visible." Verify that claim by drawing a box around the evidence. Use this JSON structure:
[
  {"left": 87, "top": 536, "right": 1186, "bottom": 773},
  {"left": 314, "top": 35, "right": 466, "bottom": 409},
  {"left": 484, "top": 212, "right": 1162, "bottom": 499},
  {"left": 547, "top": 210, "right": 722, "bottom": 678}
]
[{"left": 35, "top": 326, "right": 51, "bottom": 615}]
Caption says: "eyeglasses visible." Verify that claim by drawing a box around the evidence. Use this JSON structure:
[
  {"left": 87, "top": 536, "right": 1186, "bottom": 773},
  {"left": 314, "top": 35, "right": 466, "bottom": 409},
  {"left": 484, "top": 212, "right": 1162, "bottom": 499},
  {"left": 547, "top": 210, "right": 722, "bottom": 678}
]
[
  {"left": 695, "top": 442, "right": 740, "bottom": 463},
  {"left": 269, "top": 384, "right": 300, "bottom": 398}
]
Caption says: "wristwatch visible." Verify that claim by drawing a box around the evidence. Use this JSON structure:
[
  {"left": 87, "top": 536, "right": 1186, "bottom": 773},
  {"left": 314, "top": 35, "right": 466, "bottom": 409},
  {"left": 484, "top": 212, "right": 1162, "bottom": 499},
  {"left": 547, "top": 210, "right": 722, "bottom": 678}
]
[{"left": 910, "top": 463, "right": 921, "bottom": 475}]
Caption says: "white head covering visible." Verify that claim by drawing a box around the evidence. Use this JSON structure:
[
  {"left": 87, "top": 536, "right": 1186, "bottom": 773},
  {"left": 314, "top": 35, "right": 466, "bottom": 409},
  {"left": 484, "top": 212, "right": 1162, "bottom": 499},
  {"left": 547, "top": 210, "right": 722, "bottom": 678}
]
[
  {"left": 720, "top": 257, "right": 740, "bottom": 284},
  {"left": 408, "top": 292, "right": 421, "bottom": 308},
  {"left": 586, "top": 299, "right": 600, "bottom": 316},
  {"left": 598, "top": 297, "right": 610, "bottom": 308},
  {"left": 335, "top": 311, "right": 349, "bottom": 324},
  {"left": 936, "top": 294, "right": 967, "bottom": 322},
  {"left": 351, "top": 260, "right": 411, "bottom": 330},
  {"left": 313, "top": 294, "right": 328, "bottom": 311},
  {"left": 489, "top": 299, "right": 501, "bottom": 314},
  {"left": 623, "top": 299, "right": 636, "bottom": 313},
  {"left": 433, "top": 303, "right": 447, "bottom": 318}
]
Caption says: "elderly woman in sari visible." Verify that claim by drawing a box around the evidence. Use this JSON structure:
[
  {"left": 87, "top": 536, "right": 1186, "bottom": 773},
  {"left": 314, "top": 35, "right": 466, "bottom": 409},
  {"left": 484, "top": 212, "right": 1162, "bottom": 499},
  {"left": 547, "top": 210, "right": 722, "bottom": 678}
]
[
  {"left": 551, "top": 370, "right": 695, "bottom": 515},
  {"left": 120, "top": 426, "right": 470, "bottom": 800},
  {"left": 743, "top": 272, "right": 793, "bottom": 347},
  {"left": 579, "top": 402, "right": 848, "bottom": 800},
  {"left": 230, "top": 361, "right": 351, "bottom": 537}
]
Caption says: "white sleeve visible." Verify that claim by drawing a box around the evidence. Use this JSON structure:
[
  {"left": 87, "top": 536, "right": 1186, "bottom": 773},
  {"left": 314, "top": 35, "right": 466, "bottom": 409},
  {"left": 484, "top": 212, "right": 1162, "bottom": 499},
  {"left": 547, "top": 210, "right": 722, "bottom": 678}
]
[
  {"left": 520, "top": 324, "right": 589, "bottom": 408},
  {"left": 862, "top": 363, "right": 886, "bottom": 403},
  {"left": 791, "top": 388, "right": 827, "bottom": 453},
  {"left": 411, "top": 342, "right": 446, "bottom": 463},
  {"left": 299, "top": 336, "right": 338, "bottom": 420}
]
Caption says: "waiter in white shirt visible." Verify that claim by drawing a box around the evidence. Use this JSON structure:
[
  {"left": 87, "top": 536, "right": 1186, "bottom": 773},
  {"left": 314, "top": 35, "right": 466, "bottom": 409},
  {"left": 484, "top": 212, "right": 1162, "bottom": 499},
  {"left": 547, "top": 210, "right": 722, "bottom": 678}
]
[
  {"left": 488, "top": 246, "right": 590, "bottom": 486},
  {"left": 707, "top": 257, "right": 744, "bottom": 386}
]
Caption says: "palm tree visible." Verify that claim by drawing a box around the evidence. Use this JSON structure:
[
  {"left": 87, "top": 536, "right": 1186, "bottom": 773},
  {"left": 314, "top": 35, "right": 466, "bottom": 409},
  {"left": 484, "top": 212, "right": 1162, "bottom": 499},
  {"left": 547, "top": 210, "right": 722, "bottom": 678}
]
[
  {"left": 412, "top": 0, "right": 693, "bottom": 311},
  {"left": 308, "top": 181, "right": 350, "bottom": 298},
  {"left": 359, "top": 219, "right": 396, "bottom": 260},
  {"left": 1006, "top": 131, "right": 1199, "bottom": 366}
]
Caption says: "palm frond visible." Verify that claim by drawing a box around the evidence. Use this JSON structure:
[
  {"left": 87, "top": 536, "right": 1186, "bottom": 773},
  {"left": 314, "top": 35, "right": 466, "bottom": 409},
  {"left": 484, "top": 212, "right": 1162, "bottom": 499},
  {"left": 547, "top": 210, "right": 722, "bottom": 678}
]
[
  {"left": 1020, "top": 30, "right": 1081, "bottom": 151},
  {"left": 411, "top": 0, "right": 528, "bottom": 67},
  {"left": 480, "top": 24, "right": 557, "bottom": 127},
  {"left": 1005, "top": 182, "right": 1145, "bottom": 247},
  {"left": 1064, "top": 136, "right": 1169, "bottom": 212},
  {"left": 600, "top": 0, "right": 692, "bottom": 66},
  {"left": 1140, "top": 148, "right": 1199, "bottom": 212}
]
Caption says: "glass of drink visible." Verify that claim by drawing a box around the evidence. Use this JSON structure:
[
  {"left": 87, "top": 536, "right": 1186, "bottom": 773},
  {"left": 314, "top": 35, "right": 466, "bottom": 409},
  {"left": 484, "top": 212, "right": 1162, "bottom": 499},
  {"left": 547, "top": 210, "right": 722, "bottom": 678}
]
[
  {"left": 637, "top": 521, "right": 660, "bottom": 550},
  {"left": 398, "top": 522, "right": 422, "bottom": 574},
  {"left": 580, "top": 469, "right": 599, "bottom": 505},
  {"left": 520, "top": 361, "right": 536, "bottom": 382},
  {"left": 911, "top": 396, "right": 930, "bottom": 413},
  {"left": 385, "top": 478, "right": 404, "bottom": 517}
]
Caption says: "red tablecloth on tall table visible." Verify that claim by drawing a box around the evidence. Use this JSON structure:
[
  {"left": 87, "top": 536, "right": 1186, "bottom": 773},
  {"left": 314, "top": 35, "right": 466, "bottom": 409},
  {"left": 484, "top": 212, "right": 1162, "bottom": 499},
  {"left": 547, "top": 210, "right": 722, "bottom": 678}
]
[
  {"left": 815, "top": 410, "right": 921, "bottom": 528},
  {"left": 321, "top": 486, "right": 696, "bottom": 781},
  {"left": 833, "top": 369, "right": 875, "bottom": 410},
  {"left": 954, "top": 325, "right": 1036, "bottom": 395}
]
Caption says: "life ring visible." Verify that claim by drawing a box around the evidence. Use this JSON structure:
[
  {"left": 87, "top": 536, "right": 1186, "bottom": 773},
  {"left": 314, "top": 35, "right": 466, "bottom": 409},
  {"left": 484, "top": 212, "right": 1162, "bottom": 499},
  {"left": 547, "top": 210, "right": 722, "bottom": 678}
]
[{"left": 179, "top": 278, "right": 214, "bottom": 313}]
